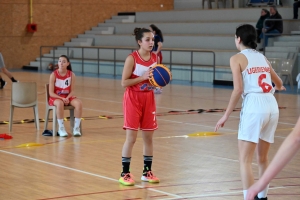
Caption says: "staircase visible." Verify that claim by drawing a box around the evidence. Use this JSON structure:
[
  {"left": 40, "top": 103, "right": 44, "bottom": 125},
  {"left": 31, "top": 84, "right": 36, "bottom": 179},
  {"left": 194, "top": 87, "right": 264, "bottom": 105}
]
[
  {"left": 26, "top": 15, "right": 135, "bottom": 71},
  {"left": 24, "top": 7, "right": 300, "bottom": 85}
]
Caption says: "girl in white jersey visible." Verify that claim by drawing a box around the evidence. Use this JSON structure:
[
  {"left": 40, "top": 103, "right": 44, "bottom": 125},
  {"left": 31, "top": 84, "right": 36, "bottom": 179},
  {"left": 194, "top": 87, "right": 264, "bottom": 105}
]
[
  {"left": 119, "top": 28, "right": 160, "bottom": 186},
  {"left": 214, "top": 24, "right": 285, "bottom": 200}
]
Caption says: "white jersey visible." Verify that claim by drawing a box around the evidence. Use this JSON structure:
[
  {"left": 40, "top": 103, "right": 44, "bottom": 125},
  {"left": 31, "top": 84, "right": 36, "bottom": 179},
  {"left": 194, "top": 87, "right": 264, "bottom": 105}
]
[{"left": 240, "top": 49, "right": 275, "bottom": 98}]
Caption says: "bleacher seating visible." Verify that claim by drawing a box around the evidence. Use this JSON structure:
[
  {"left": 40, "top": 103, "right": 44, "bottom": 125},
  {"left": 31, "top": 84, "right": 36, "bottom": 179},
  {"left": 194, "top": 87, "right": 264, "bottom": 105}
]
[{"left": 27, "top": 5, "right": 300, "bottom": 85}]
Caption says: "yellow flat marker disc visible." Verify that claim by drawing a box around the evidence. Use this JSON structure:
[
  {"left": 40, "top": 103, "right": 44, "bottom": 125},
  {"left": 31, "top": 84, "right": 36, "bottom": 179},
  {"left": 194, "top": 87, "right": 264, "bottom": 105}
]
[
  {"left": 16, "top": 143, "right": 44, "bottom": 148},
  {"left": 188, "top": 132, "right": 221, "bottom": 137}
]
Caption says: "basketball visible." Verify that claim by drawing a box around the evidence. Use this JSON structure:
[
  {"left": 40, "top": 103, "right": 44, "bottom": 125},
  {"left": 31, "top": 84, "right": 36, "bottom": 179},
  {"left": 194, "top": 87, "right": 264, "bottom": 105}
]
[{"left": 149, "top": 64, "right": 172, "bottom": 87}]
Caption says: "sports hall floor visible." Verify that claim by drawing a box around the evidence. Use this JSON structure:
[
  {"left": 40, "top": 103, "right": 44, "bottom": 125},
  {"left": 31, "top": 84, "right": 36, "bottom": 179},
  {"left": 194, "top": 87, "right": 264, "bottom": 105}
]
[{"left": 0, "top": 70, "right": 300, "bottom": 200}]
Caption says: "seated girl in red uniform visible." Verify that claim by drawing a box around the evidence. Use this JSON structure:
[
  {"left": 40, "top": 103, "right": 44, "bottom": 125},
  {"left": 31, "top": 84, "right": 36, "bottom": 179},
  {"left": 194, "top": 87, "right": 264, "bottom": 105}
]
[{"left": 48, "top": 55, "right": 82, "bottom": 137}]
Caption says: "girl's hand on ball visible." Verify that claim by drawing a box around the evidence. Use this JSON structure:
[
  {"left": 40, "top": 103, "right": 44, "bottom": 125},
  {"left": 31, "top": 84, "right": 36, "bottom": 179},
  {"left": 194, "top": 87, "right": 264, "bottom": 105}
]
[{"left": 142, "top": 69, "right": 151, "bottom": 80}]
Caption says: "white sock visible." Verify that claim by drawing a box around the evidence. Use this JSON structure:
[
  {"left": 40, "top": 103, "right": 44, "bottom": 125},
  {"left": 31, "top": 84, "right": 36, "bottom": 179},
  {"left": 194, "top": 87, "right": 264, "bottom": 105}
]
[
  {"left": 57, "top": 119, "right": 64, "bottom": 128},
  {"left": 74, "top": 118, "right": 81, "bottom": 129},
  {"left": 258, "top": 184, "right": 269, "bottom": 198},
  {"left": 243, "top": 190, "right": 248, "bottom": 200}
]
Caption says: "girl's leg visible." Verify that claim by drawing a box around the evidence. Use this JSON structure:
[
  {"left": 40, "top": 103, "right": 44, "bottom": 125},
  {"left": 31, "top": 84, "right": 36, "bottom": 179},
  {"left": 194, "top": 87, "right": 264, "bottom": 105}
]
[
  {"left": 238, "top": 140, "right": 257, "bottom": 199},
  {"left": 256, "top": 139, "right": 271, "bottom": 199},
  {"left": 0, "top": 73, "right": 6, "bottom": 89},
  {"left": 53, "top": 99, "right": 68, "bottom": 137},
  {"left": 70, "top": 98, "right": 82, "bottom": 118},
  {"left": 70, "top": 98, "right": 82, "bottom": 136},
  {"left": 119, "top": 129, "right": 138, "bottom": 186},
  {"left": 142, "top": 130, "right": 154, "bottom": 157},
  {"left": 1, "top": 67, "right": 17, "bottom": 82},
  {"left": 122, "top": 129, "right": 138, "bottom": 159},
  {"left": 141, "top": 130, "right": 159, "bottom": 183}
]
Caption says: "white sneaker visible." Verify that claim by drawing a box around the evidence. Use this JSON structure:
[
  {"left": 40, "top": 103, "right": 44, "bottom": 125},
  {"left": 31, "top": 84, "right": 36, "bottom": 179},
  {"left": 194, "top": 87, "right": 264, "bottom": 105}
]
[
  {"left": 58, "top": 127, "right": 68, "bottom": 137},
  {"left": 154, "top": 88, "right": 162, "bottom": 94},
  {"left": 73, "top": 127, "right": 81, "bottom": 137}
]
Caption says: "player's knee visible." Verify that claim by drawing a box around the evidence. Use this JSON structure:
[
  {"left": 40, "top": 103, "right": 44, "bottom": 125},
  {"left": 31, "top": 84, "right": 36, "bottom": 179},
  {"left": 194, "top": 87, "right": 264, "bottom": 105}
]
[
  {"left": 143, "top": 137, "right": 153, "bottom": 144},
  {"left": 257, "top": 154, "right": 268, "bottom": 164},
  {"left": 54, "top": 100, "right": 64, "bottom": 109},
  {"left": 73, "top": 99, "right": 82, "bottom": 109},
  {"left": 126, "top": 138, "right": 136, "bottom": 145},
  {"left": 126, "top": 137, "right": 137, "bottom": 145},
  {"left": 239, "top": 153, "right": 253, "bottom": 164}
]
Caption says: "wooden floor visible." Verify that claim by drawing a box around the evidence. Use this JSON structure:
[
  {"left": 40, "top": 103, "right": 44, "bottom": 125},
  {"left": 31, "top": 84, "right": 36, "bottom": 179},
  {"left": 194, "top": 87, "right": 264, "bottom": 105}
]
[{"left": 1, "top": 71, "right": 300, "bottom": 200}]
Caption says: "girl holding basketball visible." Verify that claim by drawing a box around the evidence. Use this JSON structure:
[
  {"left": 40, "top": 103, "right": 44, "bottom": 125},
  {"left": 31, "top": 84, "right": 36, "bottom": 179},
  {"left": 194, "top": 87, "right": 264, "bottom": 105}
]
[
  {"left": 119, "top": 27, "right": 159, "bottom": 186},
  {"left": 214, "top": 24, "right": 285, "bottom": 200},
  {"left": 49, "top": 55, "right": 82, "bottom": 137},
  {"left": 149, "top": 24, "right": 164, "bottom": 94}
]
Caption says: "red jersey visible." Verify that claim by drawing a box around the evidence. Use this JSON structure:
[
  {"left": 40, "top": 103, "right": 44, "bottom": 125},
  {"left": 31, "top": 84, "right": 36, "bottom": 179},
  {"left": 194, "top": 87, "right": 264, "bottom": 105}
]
[
  {"left": 53, "top": 69, "right": 72, "bottom": 96},
  {"left": 127, "top": 51, "right": 157, "bottom": 92}
]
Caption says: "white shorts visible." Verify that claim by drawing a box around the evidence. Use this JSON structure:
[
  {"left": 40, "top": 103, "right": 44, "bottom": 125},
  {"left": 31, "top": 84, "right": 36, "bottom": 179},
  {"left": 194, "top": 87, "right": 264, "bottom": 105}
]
[
  {"left": 0, "top": 53, "right": 5, "bottom": 68},
  {"left": 238, "top": 93, "right": 279, "bottom": 143}
]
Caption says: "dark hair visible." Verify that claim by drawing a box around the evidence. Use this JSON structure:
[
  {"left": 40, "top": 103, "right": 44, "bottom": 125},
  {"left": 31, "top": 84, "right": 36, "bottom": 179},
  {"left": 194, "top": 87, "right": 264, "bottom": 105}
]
[
  {"left": 59, "top": 55, "right": 72, "bottom": 71},
  {"left": 236, "top": 24, "right": 257, "bottom": 49},
  {"left": 262, "top": 8, "right": 269, "bottom": 14},
  {"left": 150, "top": 24, "right": 164, "bottom": 42},
  {"left": 133, "top": 28, "right": 152, "bottom": 47},
  {"left": 269, "top": 5, "right": 277, "bottom": 12}
]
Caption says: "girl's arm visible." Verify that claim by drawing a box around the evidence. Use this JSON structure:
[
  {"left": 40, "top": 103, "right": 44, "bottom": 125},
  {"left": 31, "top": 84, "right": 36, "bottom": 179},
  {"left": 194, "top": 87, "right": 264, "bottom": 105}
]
[
  {"left": 215, "top": 54, "right": 243, "bottom": 131},
  {"left": 156, "top": 42, "right": 163, "bottom": 54},
  {"left": 121, "top": 55, "right": 150, "bottom": 88},
  {"left": 247, "top": 117, "right": 300, "bottom": 200},
  {"left": 266, "top": 59, "right": 285, "bottom": 91},
  {"left": 66, "top": 72, "right": 75, "bottom": 99},
  {"left": 49, "top": 73, "right": 63, "bottom": 99}
]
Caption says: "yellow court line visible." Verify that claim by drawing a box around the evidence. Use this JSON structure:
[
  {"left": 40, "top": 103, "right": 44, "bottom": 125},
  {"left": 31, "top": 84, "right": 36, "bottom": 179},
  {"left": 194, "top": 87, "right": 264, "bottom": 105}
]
[{"left": 1, "top": 127, "right": 294, "bottom": 149}]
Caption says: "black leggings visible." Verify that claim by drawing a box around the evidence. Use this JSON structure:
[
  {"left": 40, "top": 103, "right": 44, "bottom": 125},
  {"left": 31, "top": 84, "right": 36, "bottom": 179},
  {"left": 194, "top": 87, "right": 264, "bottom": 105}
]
[{"left": 294, "top": 1, "right": 300, "bottom": 19}]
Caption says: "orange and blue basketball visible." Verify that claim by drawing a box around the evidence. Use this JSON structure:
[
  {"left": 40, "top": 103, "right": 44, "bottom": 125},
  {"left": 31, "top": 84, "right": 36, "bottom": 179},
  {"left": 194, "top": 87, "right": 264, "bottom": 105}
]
[{"left": 149, "top": 64, "right": 172, "bottom": 87}]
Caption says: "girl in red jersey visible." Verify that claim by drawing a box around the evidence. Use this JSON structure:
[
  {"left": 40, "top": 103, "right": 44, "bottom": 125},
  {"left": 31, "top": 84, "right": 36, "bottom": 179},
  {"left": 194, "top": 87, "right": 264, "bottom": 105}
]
[
  {"left": 49, "top": 55, "right": 82, "bottom": 137},
  {"left": 119, "top": 28, "right": 160, "bottom": 186}
]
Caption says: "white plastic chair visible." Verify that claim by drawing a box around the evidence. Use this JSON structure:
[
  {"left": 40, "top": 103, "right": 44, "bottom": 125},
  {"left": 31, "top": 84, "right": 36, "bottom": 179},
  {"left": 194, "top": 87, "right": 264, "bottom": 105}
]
[
  {"left": 44, "top": 84, "right": 82, "bottom": 136},
  {"left": 280, "top": 59, "right": 294, "bottom": 90},
  {"left": 269, "top": 58, "right": 295, "bottom": 90},
  {"left": 9, "top": 82, "right": 39, "bottom": 132},
  {"left": 268, "top": 58, "right": 282, "bottom": 75}
]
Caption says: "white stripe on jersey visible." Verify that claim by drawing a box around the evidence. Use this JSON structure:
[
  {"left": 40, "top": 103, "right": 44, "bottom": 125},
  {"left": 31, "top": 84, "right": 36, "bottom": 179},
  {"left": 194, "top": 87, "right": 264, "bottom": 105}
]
[
  {"left": 55, "top": 77, "right": 71, "bottom": 89},
  {"left": 133, "top": 63, "right": 156, "bottom": 76}
]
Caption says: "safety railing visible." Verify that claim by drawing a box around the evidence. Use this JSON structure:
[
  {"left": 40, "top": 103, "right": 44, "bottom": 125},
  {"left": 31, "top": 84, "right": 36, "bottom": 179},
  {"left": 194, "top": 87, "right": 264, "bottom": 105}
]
[{"left": 40, "top": 46, "right": 216, "bottom": 83}]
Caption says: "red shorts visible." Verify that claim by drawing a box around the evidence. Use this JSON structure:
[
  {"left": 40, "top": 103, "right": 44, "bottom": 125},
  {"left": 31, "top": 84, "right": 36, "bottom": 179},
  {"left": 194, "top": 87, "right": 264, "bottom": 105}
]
[
  {"left": 48, "top": 95, "right": 76, "bottom": 106},
  {"left": 157, "top": 52, "right": 163, "bottom": 64},
  {"left": 123, "top": 89, "right": 157, "bottom": 131}
]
